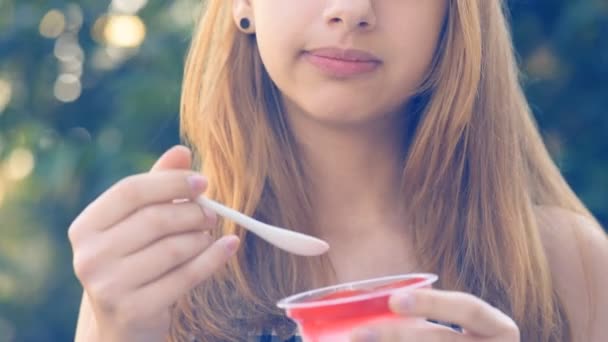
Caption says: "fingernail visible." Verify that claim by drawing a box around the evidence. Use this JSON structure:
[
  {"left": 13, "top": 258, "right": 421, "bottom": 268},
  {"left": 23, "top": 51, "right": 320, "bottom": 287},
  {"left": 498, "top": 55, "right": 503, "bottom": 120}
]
[
  {"left": 187, "top": 175, "right": 207, "bottom": 194},
  {"left": 220, "top": 236, "right": 240, "bottom": 255},
  {"left": 394, "top": 292, "right": 415, "bottom": 313},
  {"left": 351, "top": 328, "right": 379, "bottom": 342}
]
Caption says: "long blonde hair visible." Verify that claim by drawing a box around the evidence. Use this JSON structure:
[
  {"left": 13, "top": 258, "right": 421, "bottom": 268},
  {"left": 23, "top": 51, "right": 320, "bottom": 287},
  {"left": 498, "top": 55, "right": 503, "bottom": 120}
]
[{"left": 172, "top": 1, "right": 594, "bottom": 341}]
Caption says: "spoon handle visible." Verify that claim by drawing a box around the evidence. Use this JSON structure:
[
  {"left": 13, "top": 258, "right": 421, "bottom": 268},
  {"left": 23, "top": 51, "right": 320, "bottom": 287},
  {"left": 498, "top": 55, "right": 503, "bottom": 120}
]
[
  {"left": 195, "top": 196, "right": 330, "bottom": 256},
  {"left": 196, "top": 196, "right": 263, "bottom": 232}
]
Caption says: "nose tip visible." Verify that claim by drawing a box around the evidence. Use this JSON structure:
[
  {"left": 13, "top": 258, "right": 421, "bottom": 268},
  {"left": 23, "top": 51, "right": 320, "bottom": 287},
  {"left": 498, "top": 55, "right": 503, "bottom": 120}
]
[
  {"left": 324, "top": 1, "right": 377, "bottom": 32},
  {"left": 327, "top": 17, "right": 373, "bottom": 30}
]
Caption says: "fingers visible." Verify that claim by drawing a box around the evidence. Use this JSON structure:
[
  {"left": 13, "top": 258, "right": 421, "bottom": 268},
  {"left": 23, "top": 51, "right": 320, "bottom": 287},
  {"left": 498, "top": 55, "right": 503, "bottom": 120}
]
[
  {"left": 68, "top": 146, "right": 229, "bottom": 340},
  {"left": 351, "top": 318, "right": 467, "bottom": 342},
  {"left": 69, "top": 171, "right": 207, "bottom": 240},
  {"left": 74, "top": 231, "right": 215, "bottom": 314},
  {"left": 69, "top": 145, "right": 197, "bottom": 243},
  {"left": 102, "top": 201, "right": 217, "bottom": 257},
  {"left": 121, "top": 235, "right": 240, "bottom": 318},
  {"left": 150, "top": 145, "right": 192, "bottom": 172},
  {"left": 389, "top": 289, "right": 519, "bottom": 338},
  {"left": 118, "top": 230, "right": 215, "bottom": 289}
]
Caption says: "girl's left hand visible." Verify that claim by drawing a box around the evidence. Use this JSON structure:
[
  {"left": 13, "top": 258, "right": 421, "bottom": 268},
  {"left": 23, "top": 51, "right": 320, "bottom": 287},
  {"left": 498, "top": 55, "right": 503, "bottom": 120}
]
[{"left": 350, "top": 289, "right": 520, "bottom": 342}]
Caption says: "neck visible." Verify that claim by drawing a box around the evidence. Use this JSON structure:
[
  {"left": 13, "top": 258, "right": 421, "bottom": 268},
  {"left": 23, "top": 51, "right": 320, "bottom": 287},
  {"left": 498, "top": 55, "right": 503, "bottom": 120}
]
[{"left": 285, "top": 105, "right": 410, "bottom": 243}]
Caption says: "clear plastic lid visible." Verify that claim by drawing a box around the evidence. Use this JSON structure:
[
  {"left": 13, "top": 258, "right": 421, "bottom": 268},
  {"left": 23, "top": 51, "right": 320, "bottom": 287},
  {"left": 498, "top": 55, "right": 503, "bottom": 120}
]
[{"left": 277, "top": 273, "right": 438, "bottom": 310}]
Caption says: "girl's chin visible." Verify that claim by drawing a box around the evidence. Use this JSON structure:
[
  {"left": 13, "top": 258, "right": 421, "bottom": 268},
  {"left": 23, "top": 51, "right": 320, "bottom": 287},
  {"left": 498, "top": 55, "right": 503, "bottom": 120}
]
[{"left": 294, "top": 110, "right": 391, "bottom": 128}]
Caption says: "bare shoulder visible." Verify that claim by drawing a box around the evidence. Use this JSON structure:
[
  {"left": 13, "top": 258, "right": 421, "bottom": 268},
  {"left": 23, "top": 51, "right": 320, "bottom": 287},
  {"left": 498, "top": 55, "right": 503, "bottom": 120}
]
[{"left": 534, "top": 205, "right": 608, "bottom": 342}]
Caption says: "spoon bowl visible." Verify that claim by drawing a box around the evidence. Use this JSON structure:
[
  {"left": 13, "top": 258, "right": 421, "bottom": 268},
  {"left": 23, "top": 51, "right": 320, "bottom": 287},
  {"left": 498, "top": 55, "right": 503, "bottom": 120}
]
[{"left": 196, "top": 196, "right": 330, "bottom": 256}]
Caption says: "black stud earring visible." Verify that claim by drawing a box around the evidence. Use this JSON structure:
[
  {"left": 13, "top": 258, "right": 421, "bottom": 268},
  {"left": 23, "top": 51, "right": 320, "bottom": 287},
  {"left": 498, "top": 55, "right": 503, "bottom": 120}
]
[{"left": 239, "top": 18, "right": 251, "bottom": 30}]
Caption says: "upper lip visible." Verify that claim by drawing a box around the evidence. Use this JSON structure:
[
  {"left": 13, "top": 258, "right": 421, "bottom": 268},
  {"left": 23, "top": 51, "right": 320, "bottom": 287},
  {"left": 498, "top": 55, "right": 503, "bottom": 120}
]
[{"left": 307, "top": 47, "right": 381, "bottom": 63}]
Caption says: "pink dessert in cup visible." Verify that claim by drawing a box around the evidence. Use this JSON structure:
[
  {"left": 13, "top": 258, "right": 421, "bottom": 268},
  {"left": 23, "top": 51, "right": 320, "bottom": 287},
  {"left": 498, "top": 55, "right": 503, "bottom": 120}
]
[{"left": 277, "top": 273, "right": 438, "bottom": 342}]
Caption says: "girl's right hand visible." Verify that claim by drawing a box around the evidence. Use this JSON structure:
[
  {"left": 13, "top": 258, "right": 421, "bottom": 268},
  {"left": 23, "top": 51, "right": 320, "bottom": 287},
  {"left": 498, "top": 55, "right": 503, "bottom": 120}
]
[{"left": 69, "top": 146, "right": 240, "bottom": 342}]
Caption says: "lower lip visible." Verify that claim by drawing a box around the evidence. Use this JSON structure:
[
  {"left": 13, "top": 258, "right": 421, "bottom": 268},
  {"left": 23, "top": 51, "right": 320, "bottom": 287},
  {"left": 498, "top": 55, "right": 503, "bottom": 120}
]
[{"left": 305, "top": 53, "right": 380, "bottom": 78}]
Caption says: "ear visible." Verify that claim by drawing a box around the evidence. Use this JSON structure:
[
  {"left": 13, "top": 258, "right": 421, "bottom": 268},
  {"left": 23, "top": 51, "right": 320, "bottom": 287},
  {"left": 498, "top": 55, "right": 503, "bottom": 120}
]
[{"left": 233, "top": 0, "right": 256, "bottom": 34}]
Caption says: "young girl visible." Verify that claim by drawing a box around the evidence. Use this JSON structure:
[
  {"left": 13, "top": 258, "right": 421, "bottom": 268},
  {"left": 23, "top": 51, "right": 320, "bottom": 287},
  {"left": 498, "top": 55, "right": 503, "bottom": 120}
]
[{"left": 69, "top": 1, "right": 608, "bottom": 341}]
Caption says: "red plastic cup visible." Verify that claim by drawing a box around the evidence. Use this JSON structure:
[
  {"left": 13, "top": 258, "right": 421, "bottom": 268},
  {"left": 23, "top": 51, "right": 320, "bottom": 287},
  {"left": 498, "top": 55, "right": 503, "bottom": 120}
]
[{"left": 277, "top": 273, "right": 438, "bottom": 342}]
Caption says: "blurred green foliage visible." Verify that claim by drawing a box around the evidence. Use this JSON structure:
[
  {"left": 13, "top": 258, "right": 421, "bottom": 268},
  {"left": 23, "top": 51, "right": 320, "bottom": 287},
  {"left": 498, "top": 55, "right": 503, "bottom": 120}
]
[{"left": 0, "top": 0, "right": 606, "bottom": 341}]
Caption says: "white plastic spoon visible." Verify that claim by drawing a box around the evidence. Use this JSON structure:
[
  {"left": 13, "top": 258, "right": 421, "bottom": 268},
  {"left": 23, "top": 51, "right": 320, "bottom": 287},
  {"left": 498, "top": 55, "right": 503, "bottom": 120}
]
[{"left": 196, "top": 196, "right": 330, "bottom": 256}]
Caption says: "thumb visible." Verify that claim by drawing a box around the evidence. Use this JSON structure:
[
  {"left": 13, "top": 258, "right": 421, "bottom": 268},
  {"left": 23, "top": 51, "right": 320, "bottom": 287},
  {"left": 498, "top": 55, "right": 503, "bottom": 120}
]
[{"left": 150, "top": 145, "right": 193, "bottom": 172}]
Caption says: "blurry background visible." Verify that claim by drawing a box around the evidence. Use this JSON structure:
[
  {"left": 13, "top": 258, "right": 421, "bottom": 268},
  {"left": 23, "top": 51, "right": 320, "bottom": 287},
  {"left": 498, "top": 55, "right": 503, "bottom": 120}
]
[{"left": 0, "top": 0, "right": 606, "bottom": 341}]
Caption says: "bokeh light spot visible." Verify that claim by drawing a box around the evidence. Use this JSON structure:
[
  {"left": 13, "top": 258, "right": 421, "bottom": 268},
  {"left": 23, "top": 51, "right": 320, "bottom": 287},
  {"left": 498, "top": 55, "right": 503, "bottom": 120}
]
[
  {"left": 94, "top": 15, "right": 146, "bottom": 48},
  {"left": 111, "top": 0, "right": 148, "bottom": 15},
  {"left": 54, "top": 33, "right": 85, "bottom": 63},
  {"left": 0, "top": 179, "right": 5, "bottom": 207},
  {"left": 6, "top": 148, "right": 35, "bottom": 181},
  {"left": 54, "top": 74, "right": 82, "bottom": 103},
  {"left": 39, "top": 9, "right": 66, "bottom": 38},
  {"left": 0, "top": 79, "right": 12, "bottom": 113}
]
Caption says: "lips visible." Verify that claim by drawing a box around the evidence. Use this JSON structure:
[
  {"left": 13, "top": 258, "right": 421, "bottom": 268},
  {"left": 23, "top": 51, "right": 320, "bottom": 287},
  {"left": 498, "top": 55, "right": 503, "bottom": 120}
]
[
  {"left": 307, "top": 47, "right": 381, "bottom": 63},
  {"left": 304, "top": 47, "right": 382, "bottom": 78}
]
